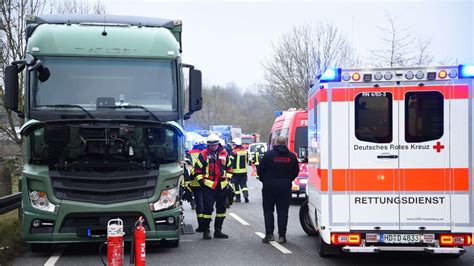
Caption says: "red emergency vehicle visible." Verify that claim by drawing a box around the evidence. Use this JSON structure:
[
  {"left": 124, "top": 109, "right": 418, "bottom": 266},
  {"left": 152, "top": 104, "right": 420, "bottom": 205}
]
[{"left": 268, "top": 109, "right": 308, "bottom": 196}]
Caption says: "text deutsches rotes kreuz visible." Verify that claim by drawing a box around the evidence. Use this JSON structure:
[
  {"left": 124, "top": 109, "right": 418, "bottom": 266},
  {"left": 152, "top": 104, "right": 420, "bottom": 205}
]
[{"left": 353, "top": 144, "right": 431, "bottom": 151}]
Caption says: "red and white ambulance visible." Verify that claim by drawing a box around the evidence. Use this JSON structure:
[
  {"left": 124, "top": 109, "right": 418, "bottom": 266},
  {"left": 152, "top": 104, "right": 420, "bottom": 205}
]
[
  {"left": 269, "top": 109, "right": 308, "bottom": 196},
  {"left": 300, "top": 65, "right": 474, "bottom": 256}
]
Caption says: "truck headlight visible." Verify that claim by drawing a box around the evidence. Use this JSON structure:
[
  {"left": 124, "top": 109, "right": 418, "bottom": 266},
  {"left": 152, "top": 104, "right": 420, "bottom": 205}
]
[
  {"left": 29, "top": 191, "right": 56, "bottom": 212},
  {"left": 149, "top": 187, "right": 179, "bottom": 211}
]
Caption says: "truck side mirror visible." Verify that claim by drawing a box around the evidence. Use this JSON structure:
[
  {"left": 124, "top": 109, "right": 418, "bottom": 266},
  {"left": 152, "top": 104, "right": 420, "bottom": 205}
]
[
  {"left": 189, "top": 69, "right": 202, "bottom": 112},
  {"left": 298, "top": 146, "right": 308, "bottom": 163},
  {"left": 4, "top": 65, "right": 19, "bottom": 112}
]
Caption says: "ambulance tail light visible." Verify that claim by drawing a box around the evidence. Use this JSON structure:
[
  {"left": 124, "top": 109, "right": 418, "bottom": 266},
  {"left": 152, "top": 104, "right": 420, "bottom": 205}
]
[
  {"left": 458, "top": 64, "right": 474, "bottom": 78},
  {"left": 319, "top": 68, "right": 341, "bottom": 82},
  {"left": 331, "top": 233, "right": 362, "bottom": 245},
  {"left": 439, "top": 234, "right": 472, "bottom": 246}
]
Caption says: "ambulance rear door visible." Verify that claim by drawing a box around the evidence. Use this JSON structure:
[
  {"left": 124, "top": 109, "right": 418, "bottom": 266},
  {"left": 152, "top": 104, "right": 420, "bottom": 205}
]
[
  {"left": 398, "top": 80, "right": 463, "bottom": 231},
  {"left": 348, "top": 84, "right": 400, "bottom": 231}
]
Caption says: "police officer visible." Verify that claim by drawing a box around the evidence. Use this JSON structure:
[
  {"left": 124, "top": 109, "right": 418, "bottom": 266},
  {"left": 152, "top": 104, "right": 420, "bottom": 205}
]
[
  {"left": 257, "top": 136, "right": 299, "bottom": 244},
  {"left": 186, "top": 140, "right": 206, "bottom": 232},
  {"left": 230, "top": 138, "right": 249, "bottom": 203},
  {"left": 194, "top": 134, "right": 233, "bottom": 239}
]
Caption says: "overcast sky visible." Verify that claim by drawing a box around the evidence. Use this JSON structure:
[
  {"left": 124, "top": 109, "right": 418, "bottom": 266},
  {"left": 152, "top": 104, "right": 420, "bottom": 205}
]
[{"left": 101, "top": 0, "right": 474, "bottom": 90}]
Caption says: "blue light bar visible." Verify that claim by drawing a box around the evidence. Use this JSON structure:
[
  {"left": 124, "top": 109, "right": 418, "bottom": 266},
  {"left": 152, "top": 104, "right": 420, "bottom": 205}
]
[
  {"left": 274, "top": 111, "right": 283, "bottom": 117},
  {"left": 319, "top": 68, "right": 342, "bottom": 82},
  {"left": 458, "top": 64, "right": 474, "bottom": 78}
]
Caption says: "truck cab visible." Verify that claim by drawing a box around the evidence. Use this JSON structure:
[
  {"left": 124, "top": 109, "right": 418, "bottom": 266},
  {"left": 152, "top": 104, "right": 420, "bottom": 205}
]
[{"left": 3, "top": 15, "right": 202, "bottom": 248}]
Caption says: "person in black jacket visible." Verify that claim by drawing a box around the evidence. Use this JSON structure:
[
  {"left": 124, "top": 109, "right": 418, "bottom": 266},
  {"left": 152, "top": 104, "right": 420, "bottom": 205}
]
[{"left": 257, "top": 136, "right": 299, "bottom": 244}]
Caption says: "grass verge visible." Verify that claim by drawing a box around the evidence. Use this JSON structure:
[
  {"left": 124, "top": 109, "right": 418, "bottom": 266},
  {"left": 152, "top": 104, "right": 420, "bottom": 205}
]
[{"left": 0, "top": 210, "right": 27, "bottom": 265}]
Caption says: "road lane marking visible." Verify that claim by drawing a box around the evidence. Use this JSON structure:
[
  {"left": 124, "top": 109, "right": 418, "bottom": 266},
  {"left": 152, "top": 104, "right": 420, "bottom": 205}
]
[
  {"left": 255, "top": 232, "right": 292, "bottom": 254},
  {"left": 229, "top": 212, "right": 250, "bottom": 225},
  {"left": 44, "top": 250, "right": 63, "bottom": 266}
]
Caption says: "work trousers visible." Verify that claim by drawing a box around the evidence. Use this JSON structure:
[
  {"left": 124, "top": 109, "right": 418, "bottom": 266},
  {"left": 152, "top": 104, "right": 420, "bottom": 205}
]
[
  {"left": 202, "top": 184, "right": 227, "bottom": 231},
  {"left": 262, "top": 179, "right": 292, "bottom": 236},
  {"left": 232, "top": 173, "right": 249, "bottom": 199},
  {"left": 191, "top": 186, "right": 204, "bottom": 227}
]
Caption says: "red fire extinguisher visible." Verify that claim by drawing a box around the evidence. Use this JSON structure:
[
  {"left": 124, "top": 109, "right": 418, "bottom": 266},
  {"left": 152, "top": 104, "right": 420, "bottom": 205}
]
[
  {"left": 133, "top": 216, "right": 146, "bottom": 266},
  {"left": 107, "top": 218, "right": 124, "bottom": 266}
]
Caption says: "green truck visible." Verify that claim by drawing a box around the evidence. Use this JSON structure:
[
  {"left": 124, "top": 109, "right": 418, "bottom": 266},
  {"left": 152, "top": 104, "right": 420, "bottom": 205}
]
[{"left": 3, "top": 15, "right": 202, "bottom": 249}]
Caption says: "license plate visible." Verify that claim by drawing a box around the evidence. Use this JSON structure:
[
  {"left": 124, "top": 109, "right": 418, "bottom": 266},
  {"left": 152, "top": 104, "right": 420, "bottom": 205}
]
[{"left": 381, "top": 234, "right": 421, "bottom": 244}]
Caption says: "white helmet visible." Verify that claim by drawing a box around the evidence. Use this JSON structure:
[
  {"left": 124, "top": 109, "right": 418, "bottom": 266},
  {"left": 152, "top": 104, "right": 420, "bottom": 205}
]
[
  {"left": 233, "top": 138, "right": 242, "bottom": 146},
  {"left": 206, "top": 134, "right": 220, "bottom": 145}
]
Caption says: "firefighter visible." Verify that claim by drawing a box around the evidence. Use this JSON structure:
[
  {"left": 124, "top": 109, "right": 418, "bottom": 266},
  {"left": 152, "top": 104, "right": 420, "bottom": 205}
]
[
  {"left": 230, "top": 138, "right": 249, "bottom": 203},
  {"left": 186, "top": 140, "right": 206, "bottom": 232},
  {"left": 258, "top": 136, "right": 299, "bottom": 244},
  {"left": 194, "top": 134, "right": 233, "bottom": 239},
  {"left": 252, "top": 145, "right": 265, "bottom": 179}
]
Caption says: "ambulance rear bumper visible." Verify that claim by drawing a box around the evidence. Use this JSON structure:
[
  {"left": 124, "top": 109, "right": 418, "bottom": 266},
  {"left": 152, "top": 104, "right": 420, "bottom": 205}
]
[{"left": 342, "top": 246, "right": 466, "bottom": 254}]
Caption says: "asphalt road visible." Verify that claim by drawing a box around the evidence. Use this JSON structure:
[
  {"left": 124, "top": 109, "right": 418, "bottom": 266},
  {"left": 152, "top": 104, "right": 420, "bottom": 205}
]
[{"left": 12, "top": 176, "right": 474, "bottom": 265}]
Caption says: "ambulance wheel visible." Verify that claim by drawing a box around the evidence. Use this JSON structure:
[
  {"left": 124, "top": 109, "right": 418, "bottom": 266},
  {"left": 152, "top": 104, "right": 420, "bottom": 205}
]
[
  {"left": 299, "top": 198, "right": 317, "bottom": 236},
  {"left": 317, "top": 235, "right": 341, "bottom": 257}
]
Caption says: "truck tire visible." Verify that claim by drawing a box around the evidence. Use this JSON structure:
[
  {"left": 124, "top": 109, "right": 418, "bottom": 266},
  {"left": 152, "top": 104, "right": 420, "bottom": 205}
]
[
  {"left": 299, "top": 198, "right": 317, "bottom": 236},
  {"left": 30, "top": 243, "right": 51, "bottom": 253}
]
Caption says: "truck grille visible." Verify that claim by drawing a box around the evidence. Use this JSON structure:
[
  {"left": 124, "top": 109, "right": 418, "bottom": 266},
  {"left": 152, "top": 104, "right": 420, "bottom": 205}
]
[{"left": 50, "top": 170, "right": 158, "bottom": 204}]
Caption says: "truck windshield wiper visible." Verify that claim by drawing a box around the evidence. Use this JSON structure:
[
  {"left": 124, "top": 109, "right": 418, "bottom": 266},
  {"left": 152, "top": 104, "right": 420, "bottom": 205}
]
[
  {"left": 102, "top": 105, "right": 162, "bottom": 122},
  {"left": 37, "top": 104, "right": 96, "bottom": 119}
]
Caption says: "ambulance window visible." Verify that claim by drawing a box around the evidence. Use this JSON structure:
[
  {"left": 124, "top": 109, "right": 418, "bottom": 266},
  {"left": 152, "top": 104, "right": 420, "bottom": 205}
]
[
  {"left": 405, "top": 91, "right": 443, "bottom": 142},
  {"left": 355, "top": 93, "right": 393, "bottom": 143}
]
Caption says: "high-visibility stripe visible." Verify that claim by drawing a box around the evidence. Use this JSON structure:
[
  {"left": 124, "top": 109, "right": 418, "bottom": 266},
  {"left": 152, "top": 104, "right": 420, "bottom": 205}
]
[
  {"left": 195, "top": 158, "right": 204, "bottom": 168},
  {"left": 203, "top": 214, "right": 213, "bottom": 219},
  {"left": 241, "top": 187, "right": 248, "bottom": 192},
  {"left": 216, "top": 213, "right": 226, "bottom": 218},
  {"left": 235, "top": 190, "right": 241, "bottom": 195},
  {"left": 308, "top": 168, "right": 469, "bottom": 192},
  {"left": 204, "top": 179, "right": 215, "bottom": 188},
  {"left": 197, "top": 214, "right": 204, "bottom": 218},
  {"left": 309, "top": 85, "right": 469, "bottom": 107}
]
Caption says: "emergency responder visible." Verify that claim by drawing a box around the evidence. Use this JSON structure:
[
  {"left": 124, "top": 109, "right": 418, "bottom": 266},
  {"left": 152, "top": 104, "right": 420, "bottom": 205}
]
[
  {"left": 251, "top": 145, "right": 265, "bottom": 179},
  {"left": 230, "top": 138, "right": 249, "bottom": 203},
  {"left": 194, "top": 134, "right": 233, "bottom": 239},
  {"left": 257, "top": 136, "right": 299, "bottom": 244},
  {"left": 186, "top": 140, "right": 206, "bottom": 232}
]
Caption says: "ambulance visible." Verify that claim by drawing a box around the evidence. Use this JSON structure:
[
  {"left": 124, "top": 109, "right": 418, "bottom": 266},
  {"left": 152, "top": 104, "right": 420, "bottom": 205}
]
[
  {"left": 269, "top": 109, "right": 308, "bottom": 196},
  {"left": 300, "top": 65, "right": 474, "bottom": 257}
]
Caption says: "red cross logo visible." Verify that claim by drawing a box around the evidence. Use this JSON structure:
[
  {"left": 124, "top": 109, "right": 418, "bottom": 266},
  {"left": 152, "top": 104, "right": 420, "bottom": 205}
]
[{"left": 433, "top": 141, "right": 445, "bottom": 153}]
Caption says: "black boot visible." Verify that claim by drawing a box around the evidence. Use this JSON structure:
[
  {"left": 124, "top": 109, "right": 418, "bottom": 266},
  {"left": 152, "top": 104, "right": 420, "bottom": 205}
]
[
  {"left": 195, "top": 217, "right": 204, "bottom": 232},
  {"left": 203, "top": 230, "right": 212, "bottom": 240},
  {"left": 234, "top": 196, "right": 241, "bottom": 203},
  {"left": 278, "top": 235, "right": 287, "bottom": 244},
  {"left": 214, "top": 230, "right": 229, "bottom": 239},
  {"left": 214, "top": 217, "right": 228, "bottom": 239},
  {"left": 243, "top": 190, "right": 249, "bottom": 203},
  {"left": 262, "top": 233, "right": 275, "bottom": 243}
]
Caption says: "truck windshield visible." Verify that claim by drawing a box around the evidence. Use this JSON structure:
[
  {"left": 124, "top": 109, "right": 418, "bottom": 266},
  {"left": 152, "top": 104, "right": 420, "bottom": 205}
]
[{"left": 31, "top": 57, "right": 177, "bottom": 112}]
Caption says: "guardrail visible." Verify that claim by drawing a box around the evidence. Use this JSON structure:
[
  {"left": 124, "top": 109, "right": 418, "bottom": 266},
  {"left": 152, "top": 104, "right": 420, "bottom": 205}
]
[{"left": 0, "top": 192, "right": 21, "bottom": 215}]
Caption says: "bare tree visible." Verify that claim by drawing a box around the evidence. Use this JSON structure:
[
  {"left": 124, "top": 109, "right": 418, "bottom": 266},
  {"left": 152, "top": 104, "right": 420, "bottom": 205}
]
[
  {"left": 370, "top": 11, "right": 434, "bottom": 67},
  {"left": 0, "top": 0, "right": 106, "bottom": 148},
  {"left": 186, "top": 84, "right": 277, "bottom": 141},
  {"left": 261, "top": 23, "right": 357, "bottom": 110}
]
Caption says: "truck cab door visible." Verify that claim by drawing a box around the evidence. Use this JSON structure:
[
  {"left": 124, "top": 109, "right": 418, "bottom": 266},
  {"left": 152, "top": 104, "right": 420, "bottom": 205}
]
[
  {"left": 398, "top": 83, "right": 451, "bottom": 231},
  {"left": 349, "top": 86, "right": 400, "bottom": 231}
]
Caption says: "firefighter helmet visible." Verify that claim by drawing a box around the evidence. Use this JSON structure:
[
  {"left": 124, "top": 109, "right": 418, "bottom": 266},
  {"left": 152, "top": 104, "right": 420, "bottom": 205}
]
[
  {"left": 233, "top": 138, "right": 242, "bottom": 146},
  {"left": 206, "top": 134, "right": 220, "bottom": 145}
]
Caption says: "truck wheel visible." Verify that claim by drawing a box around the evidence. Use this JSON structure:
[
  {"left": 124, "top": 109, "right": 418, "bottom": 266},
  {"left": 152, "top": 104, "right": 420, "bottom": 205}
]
[
  {"left": 30, "top": 243, "right": 51, "bottom": 253},
  {"left": 161, "top": 239, "right": 180, "bottom": 248},
  {"left": 299, "top": 198, "right": 317, "bottom": 236}
]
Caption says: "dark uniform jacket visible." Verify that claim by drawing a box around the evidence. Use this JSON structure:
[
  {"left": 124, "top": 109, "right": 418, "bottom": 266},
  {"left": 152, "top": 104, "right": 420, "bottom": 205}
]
[{"left": 257, "top": 145, "right": 299, "bottom": 183}]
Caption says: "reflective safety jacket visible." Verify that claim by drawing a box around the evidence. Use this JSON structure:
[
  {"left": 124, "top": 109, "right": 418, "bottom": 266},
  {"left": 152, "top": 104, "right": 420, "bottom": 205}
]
[
  {"left": 187, "top": 149, "right": 202, "bottom": 187},
  {"left": 253, "top": 151, "right": 261, "bottom": 166},
  {"left": 194, "top": 147, "right": 233, "bottom": 189},
  {"left": 230, "top": 146, "right": 248, "bottom": 174}
]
